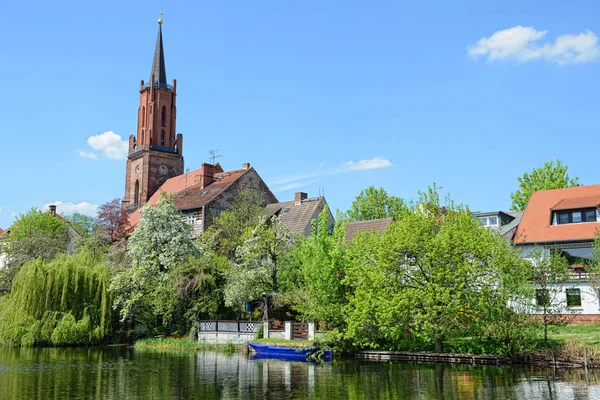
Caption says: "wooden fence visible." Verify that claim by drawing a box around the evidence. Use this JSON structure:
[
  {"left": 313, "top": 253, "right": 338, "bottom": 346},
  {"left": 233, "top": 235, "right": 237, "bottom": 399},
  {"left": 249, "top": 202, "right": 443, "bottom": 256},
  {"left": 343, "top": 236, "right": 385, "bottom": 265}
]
[{"left": 199, "top": 320, "right": 261, "bottom": 334}]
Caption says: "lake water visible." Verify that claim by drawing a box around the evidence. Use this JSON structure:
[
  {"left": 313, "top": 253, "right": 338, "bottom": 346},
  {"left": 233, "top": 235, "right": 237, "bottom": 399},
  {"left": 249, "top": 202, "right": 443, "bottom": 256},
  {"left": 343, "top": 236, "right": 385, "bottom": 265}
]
[{"left": 0, "top": 347, "right": 599, "bottom": 399}]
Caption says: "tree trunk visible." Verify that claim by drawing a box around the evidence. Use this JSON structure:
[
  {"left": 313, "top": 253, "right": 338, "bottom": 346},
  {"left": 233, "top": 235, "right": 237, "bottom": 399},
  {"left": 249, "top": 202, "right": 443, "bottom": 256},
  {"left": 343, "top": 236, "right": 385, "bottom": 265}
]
[
  {"left": 435, "top": 335, "right": 443, "bottom": 353},
  {"left": 272, "top": 233, "right": 278, "bottom": 293},
  {"left": 543, "top": 311, "right": 548, "bottom": 342}
]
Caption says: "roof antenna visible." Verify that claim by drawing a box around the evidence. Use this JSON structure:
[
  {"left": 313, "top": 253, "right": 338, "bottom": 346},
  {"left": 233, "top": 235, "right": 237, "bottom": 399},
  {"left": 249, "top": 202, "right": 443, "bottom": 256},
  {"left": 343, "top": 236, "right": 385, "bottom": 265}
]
[
  {"left": 209, "top": 149, "right": 223, "bottom": 164},
  {"left": 184, "top": 168, "right": 191, "bottom": 196}
]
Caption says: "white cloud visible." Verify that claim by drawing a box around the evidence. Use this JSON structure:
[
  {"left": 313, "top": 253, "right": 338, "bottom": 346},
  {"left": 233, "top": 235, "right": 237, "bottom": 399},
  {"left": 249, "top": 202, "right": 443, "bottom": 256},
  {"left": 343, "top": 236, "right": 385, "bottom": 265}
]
[
  {"left": 0, "top": 207, "right": 2, "bottom": 216},
  {"left": 275, "top": 181, "right": 317, "bottom": 192},
  {"left": 81, "top": 131, "right": 129, "bottom": 160},
  {"left": 271, "top": 156, "right": 393, "bottom": 192},
  {"left": 467, "top": 26, "right": 600, "bottom": 65},
  {"left": 42, "top": 201, "right": 99, "bottom": 217},
  {"left": 346, "top": 156, "right": 393, "bottom": 171},
  {"left": 78, "top": 150, "right": 98, "bottom": 160}
]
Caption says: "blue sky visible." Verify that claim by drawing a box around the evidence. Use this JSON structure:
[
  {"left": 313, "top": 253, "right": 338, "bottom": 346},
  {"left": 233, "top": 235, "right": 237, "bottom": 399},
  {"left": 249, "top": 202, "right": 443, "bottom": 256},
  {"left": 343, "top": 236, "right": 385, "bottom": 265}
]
[{"left": 2, "top": 0, "right": 600, "bottom": 228}]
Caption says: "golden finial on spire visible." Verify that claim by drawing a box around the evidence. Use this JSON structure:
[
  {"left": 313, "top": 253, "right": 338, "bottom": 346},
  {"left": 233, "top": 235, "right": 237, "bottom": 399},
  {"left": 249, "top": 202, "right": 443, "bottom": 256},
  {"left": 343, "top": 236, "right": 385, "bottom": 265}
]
[{"left": 158, "top": 11, "right": 164, "bottom": 25}]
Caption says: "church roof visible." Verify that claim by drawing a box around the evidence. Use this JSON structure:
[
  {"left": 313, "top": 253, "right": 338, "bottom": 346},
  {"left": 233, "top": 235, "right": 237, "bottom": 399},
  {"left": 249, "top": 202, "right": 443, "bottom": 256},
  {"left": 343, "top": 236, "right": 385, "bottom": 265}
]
[
  {"left": 150, "top": 23, "right": 167, "bottom": 86},
  {"left": 128, "top": 165, "right": 252, "bottom": 227}
]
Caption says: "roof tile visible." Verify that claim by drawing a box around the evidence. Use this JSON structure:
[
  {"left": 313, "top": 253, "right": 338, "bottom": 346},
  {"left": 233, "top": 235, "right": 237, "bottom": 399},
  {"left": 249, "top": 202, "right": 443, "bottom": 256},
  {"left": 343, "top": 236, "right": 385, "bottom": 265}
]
[
  {"left": 266, "top": 198, "right": 327, "bottom": 235},
  {"left": 345, "top": 217, "right": 394, "bottom": 241},
  {"left": 515, "top": 185, "right": 600, "bottom": 244}
]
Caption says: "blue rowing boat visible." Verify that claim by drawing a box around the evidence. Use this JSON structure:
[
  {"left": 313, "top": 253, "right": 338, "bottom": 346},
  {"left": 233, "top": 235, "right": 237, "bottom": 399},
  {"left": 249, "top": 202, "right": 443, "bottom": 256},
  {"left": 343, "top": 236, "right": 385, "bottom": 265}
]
[{"left": 248, "top": 342, "right": 332, "bottom": 362}]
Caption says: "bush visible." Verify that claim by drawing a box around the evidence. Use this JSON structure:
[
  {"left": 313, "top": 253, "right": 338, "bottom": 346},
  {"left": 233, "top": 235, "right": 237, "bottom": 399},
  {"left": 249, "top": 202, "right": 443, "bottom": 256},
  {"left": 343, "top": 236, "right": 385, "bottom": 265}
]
[{"left": 255, "top": 323, "right": 264, "bottom": 339}]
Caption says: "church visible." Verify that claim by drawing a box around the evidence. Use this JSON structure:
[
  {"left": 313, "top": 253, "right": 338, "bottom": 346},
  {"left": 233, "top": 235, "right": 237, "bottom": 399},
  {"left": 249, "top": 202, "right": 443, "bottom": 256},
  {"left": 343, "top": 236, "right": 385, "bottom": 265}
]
[{"left": 123, "top": 17, "right": 333, "bottom": 236}]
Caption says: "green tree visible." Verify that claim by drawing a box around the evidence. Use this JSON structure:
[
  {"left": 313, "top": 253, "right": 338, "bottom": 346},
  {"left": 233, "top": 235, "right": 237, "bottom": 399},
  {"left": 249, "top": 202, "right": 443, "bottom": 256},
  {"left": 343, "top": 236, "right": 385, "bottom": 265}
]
[
  {"left": 64, "top": 213, "right": 97, "bottom": 237},
  {"left": 510, "top": 160, "right": 578, "bottom": 211},
  {"left": 110, "top": 194, "right": 198, "bottom": 329},
  {"left": 0, "top": 208, "right": 70, "bottom": 288},
  {"left": 172, "top": 252, "right": 232, "bottom": 331},
  {"left": 200, "top": 189, "right": 266, "bottom": 259},
  {"left": 224, "top": 216, "right": 294, "bottom": 313},
  {"left": 292, "top": 206, "right": 347, "bottom": 327},
  {"left": 527, "top": 247, "right": 572, "bottom": 342},
  {"left": 589, "top": 237, "right": 600, "bottom": 312},
  {"left": 343, "top": 186, "right": 529, "bottom": 353},
  {"left": 0, "top": 250, "right": 112, "bottom": 346},
  {"left": 339, "top": 186, "right": 405, "bottom": 221}
]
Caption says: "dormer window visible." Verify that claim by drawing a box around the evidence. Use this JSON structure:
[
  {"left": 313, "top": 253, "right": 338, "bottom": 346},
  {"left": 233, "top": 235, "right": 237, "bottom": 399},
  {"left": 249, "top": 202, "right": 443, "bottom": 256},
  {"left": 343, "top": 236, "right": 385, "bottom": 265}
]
[
  {"left": 479, "top": 216, "right": 498, "bottom": 227},
  {"left": 552, "top": 208, "right": 598, "bottom": 225}
]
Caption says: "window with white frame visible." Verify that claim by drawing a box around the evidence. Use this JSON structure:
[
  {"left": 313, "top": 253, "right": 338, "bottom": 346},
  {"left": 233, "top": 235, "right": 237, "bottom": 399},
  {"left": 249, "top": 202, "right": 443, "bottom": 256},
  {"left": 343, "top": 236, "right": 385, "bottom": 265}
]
[
  {"left": 552, "top": 209, "right": 598, "bottom": 225},
  {"left": 479, "top": 216, "right": 499, "bottom": 227}
]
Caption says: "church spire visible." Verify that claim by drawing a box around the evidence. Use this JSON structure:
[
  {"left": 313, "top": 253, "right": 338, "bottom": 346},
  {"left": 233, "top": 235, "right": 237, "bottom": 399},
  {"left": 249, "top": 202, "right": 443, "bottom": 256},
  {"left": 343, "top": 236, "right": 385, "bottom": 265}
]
[{"left": 150, "top": 13, "right": 167, "bottom": 87}]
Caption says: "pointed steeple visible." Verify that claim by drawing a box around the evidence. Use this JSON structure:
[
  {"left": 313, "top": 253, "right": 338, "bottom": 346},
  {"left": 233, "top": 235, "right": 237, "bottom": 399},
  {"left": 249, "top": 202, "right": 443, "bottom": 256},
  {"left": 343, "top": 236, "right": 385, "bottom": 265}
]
[{"left": 150, "top": 17, "right": 167, "bottom": 87}]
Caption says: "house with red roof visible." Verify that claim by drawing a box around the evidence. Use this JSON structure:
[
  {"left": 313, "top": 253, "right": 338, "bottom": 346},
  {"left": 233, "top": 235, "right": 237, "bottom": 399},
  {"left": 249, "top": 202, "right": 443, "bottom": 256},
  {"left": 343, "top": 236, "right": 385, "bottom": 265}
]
[
  {"left": 515, "top": 184, "right": 600, "bottom": 322},
  {"left": 128, "top": 162, "right": 277, "bottom": 237}
]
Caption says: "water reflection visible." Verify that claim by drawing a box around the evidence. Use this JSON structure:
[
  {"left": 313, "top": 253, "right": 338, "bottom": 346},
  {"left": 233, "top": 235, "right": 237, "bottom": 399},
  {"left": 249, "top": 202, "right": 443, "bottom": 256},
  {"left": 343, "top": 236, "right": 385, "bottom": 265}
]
[{"left": 0, "top": 347, "right": 599, "bottom": 399}]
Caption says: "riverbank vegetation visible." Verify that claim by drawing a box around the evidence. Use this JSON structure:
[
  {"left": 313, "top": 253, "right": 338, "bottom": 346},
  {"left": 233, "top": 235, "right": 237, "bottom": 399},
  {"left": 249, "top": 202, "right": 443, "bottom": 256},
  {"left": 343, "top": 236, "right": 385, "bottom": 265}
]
[
  {"left": 134, "top": 337, "right": 238, "bottom": 353},
  {"left": 0, "top": 251, "right": 112, "bottom": 346},
  {"left": 1, "top": 177, "right": 598, "bottom": 360}
]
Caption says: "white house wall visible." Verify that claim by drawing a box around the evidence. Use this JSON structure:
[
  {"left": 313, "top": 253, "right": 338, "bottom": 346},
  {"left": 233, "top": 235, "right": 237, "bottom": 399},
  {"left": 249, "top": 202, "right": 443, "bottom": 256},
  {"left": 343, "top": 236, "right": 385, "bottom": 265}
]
[
  {"left": 529, "top": 281, "right": 600, "bottom": 315},
  {"left": 519, "top": 245, "right": 599, "bottom": 315}
]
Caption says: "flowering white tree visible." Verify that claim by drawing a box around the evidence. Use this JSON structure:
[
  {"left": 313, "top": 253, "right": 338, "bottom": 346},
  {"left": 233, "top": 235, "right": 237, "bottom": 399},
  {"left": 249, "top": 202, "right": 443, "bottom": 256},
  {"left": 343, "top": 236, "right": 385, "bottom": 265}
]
[{"left": 110, "top": 194, "right": 198, "bottom": 327}]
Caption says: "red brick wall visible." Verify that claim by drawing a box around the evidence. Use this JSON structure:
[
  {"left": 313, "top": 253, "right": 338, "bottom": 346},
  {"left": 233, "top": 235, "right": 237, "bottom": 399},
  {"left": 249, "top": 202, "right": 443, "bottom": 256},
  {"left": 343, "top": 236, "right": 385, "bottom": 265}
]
[
  {"left": 531, "top": 314, "right": 600, "bottom": 325},
  {"left": 565, "top": 314, "right": 600, "bottom": 325},
  {"left": 125, "top": 79, "right": 182, "bottom": 209}
]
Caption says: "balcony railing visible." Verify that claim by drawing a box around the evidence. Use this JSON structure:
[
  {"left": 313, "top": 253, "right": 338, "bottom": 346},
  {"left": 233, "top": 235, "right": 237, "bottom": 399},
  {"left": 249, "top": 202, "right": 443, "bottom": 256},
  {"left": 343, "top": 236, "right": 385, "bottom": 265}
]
[{"left": 143, "top": 82, "right": 173, "bottom": 90}]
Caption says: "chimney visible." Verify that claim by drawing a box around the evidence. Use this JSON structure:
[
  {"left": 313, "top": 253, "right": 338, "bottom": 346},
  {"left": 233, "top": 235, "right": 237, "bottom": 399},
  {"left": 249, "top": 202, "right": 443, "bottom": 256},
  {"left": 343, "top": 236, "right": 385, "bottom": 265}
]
[
  {"left": 242, "top": 162, "right": 250, "bottom": 170},
  {"left": 294, "top": 192, "right": 308, "bottom": 205},
  {"left": 200, "top": 163, "right": 215, "bottom": 189},
  {"left": 49, "top": 205, "right": 57, "bottom": 216}
]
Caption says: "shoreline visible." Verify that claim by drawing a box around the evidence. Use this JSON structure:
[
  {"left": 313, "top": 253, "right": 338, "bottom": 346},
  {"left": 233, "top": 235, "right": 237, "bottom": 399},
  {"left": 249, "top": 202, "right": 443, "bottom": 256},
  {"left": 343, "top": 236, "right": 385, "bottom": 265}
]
[{"left": 132, "top": 338, "right": 600, "bottom": 369}]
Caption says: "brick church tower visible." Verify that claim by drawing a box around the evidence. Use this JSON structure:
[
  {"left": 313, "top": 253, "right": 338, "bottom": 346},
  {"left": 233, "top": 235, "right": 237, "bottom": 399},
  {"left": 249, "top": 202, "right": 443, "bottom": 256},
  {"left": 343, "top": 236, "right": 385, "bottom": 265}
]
[{"left": 123, "top": 17, "right": 184, "bottom": 210}]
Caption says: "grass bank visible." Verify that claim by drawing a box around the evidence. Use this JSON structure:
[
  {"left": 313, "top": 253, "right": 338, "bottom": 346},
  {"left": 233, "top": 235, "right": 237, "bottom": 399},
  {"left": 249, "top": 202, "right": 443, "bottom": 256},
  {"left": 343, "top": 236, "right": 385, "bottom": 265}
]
[
  {"left": 134, "top": 337, "right": 239, "bottom": 353},
  {"left": 547, "top": 324, "right": 600, "bottom": 347},
  {"left": 523, "top": 324, "right": 600, "bottom": 368}
]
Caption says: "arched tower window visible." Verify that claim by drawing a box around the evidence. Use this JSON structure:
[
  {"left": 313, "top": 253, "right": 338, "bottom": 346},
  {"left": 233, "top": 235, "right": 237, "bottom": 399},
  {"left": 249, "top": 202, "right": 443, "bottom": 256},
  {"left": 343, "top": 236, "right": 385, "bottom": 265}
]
[
  {"left": 161, "top": 106, "right": 166, "bottom": 127},
  {"left": 134, "top": 180, "right": 140, "bottom": 205},
  {"left": 141, "top": 106, "right": 146, "bottom": 128},
  {"left": 161, "top": 130, "right": 165, "bottom": 146}
]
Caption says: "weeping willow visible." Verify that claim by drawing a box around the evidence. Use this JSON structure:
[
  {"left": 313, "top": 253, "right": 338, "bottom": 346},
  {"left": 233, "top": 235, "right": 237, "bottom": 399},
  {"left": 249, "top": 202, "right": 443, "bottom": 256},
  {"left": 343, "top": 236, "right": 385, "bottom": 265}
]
[{"left": 0, "top": 250, "right": 113, "bottom": 346}]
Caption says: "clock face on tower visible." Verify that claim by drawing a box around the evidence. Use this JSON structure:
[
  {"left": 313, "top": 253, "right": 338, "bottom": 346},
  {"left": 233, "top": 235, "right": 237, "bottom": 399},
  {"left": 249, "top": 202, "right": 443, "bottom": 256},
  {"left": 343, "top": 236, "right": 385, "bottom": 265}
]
[
  {"left": 135, "top": 165, "right": 140, "bottom": 176},
  {"left": 159, "top": 165, "right": 168, "bottom": 175}
]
